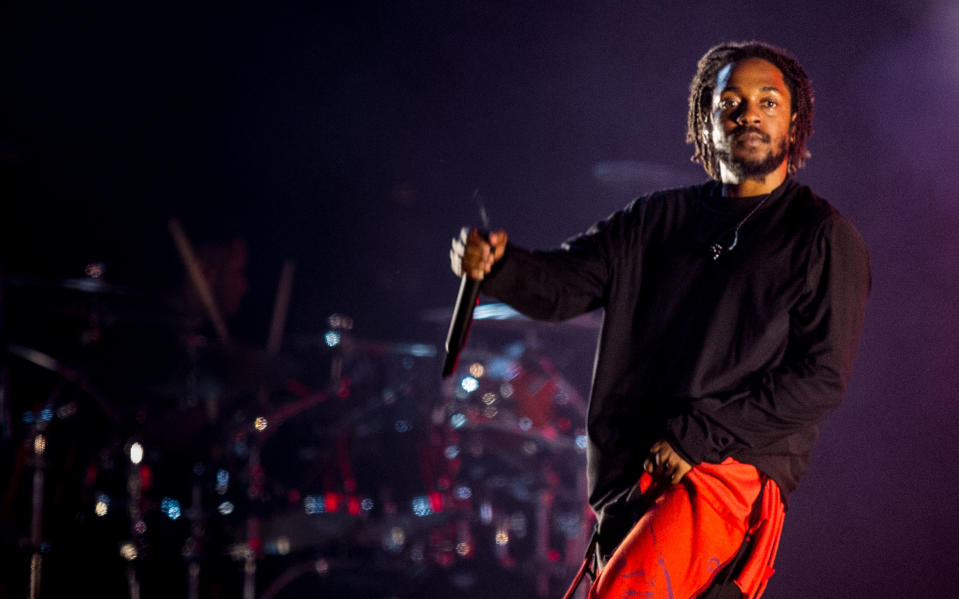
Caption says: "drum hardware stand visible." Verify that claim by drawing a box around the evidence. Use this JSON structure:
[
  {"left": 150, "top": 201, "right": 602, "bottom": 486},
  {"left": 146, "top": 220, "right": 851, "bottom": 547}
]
[
  {"left": 535, "top": 488, "right": 555, "bottom": 598},
  {"left": 325, "top": 313, "right": 353, "bottom": 391},
  {"left": 225, "top": 416, "right": 267, "bottom": 599},
  {"left": 122, "top": 438, "right": 147, "bottom": 599},
  {"left": 243, "top": 439, "right": 262, "bottom": 599},
  {"left": 26, "top": 406, "right": 51, "bottom": 599},
  {"left": 184, "top": 467, "right": 204, "bottom": 599},
  {"left": 20, "top": 376, "right": 69, "bottom": 599}
]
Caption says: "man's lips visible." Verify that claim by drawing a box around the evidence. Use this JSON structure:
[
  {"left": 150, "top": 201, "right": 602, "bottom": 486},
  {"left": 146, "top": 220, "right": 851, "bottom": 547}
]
[{"left": 732, "top": 127, "right": 770, "bottom": 145}]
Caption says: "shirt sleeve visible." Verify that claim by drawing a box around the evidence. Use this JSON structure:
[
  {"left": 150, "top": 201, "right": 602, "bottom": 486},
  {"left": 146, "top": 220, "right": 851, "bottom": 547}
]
[
  {"left": 479, "top": 201, "right": 640, "bottom": 321},
  {"left": 665, "top": 213, "right": 872, "bottom": 465}
]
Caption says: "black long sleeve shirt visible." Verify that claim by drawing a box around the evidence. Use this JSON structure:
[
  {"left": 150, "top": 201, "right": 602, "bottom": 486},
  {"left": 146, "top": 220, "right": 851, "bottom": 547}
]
[{"left": 480, "top": 178, "right": 870, "bottom": 529}]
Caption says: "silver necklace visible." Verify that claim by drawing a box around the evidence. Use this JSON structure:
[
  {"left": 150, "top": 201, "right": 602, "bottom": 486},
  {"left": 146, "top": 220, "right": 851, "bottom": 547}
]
[{"left": 709, "top": 193, "right": 771, "bottom": 260}]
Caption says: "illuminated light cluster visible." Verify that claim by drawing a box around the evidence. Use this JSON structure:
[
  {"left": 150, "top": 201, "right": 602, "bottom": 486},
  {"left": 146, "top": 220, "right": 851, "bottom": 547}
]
[
  {"left": 482, "top": 392, "right": 497, "bottom": 406},
  {"left": 456, "top": 542, "right": 472, "bottom": 556},
  {"left": 304, "top": 495, "right": 325, "bottom": 515},
  {"left": 217, "top": 501, "right": 234, "bottom": 515},
  {"left": 264, "top": 537, "right": 291, "bottom": 555},
  {"left": 120, "top": 543, "right": 138, "bottom": 561},
  {"left": 33, "top": 434, "right": 46, "bottom": 456},
  {"left": 254, "top": 416, "right": 268, "bottom": 432},
  {"left": 324, "top": 331, "right": 341, "bottom": 347},
  {"left": 314, "top": 558, "right": 330, "bottom": 576},
  {"left": 468, "top": 363, "right": 485, "bottom": 378},
  {"left": 450, "top": 413, "right": 467, "bottom": 429},
  {"left": 360, "top": 498, "right": 375, "bottom": 512},
  {"left": 134, "top": 520, "right": 147, "bottom": 534},
  {"left": 22, "top": 411, "right": 35, "bottom": 424},
  {"left": 460, "top": 377, "right": 479, "bottom": 393},
  {"left": 518, "top": 417, "right": 533, "bottom": 432},
  {"left": 161, "top": 497, "right": 182, "bottom": 520},
  {"left": 444, "top": 445, "right": 460, "bottom": 459},
  {"left": 383, "top": 527, "right": 406, "bottom": 553},
  {"left": 521, "top": 441, "right": 539, "bottom": 456},
  {"left": 95, "top": 494, "right": 110, "bottom": 517},
  {"left": 216, "top": 469, "right": 229, "bottom": 494},
  {"left": 39, "top": 408, "right": 54, "bottom": 422},
  {"left": 575, "top": 435, "right": 588, "bottom": 451},
  {"left": 347, "top": 496, "right": 361, "bottom": 516},
  {"left": 411, "top": 495, "right": 433, "bottom": 517},
  {"left": 454, "top": 485, "right": 472, "bottom": 500},
  {"left": 483, "top": 406, "right": 498, "bottom": 419},
  {"left": 495, "top": 530, "right": 510, "bottom": 546},
  {"left": 394, "top": 419, "right": 412, "bottom": 433},
  {"left": 129, "top": 442, "right": 144, "bottom": 465},
  {"left": 327, "top": 314, "right": 353, "bottom": 330},
  {"left": 325, "top": 492, "right": 342, "bottom": 513},
  {"left": 85, "top": 262, "right": 106, "bottom": 279},
  {"left": 480, "top": 501, "right": 493, "bottom": 524},
  {"left": 499, "top": 383, "right": 514, "bottom": 398}
]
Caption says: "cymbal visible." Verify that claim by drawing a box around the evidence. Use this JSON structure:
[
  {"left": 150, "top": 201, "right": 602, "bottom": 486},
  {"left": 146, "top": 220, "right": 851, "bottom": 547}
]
[
  {"left": 420, "top": 302, "right": 602, "bottom": 330},
  {"left": 7, "top": 275, "right": 141, "bottom": 296}
]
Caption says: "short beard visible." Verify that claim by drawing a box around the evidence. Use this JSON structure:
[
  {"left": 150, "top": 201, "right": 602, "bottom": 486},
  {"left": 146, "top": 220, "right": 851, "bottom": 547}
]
[{"left": 714, "top": 133, "right": 789, "bottom": 183}]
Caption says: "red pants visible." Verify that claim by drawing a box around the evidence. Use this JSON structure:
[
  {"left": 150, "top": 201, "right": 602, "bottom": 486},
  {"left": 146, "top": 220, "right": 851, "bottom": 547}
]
[{"left": 588, "top": 459, "right": 785, "bottom": 599}]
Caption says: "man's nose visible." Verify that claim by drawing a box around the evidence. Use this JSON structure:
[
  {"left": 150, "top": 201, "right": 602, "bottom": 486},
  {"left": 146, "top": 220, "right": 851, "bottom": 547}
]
[{"left": 735, "top": 102, "right": 761, "bottom": 125}]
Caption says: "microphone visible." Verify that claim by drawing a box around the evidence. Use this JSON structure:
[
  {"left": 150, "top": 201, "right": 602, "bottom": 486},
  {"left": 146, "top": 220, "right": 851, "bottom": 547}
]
[
  {"left": 441, "top": 272, "right": 482, "bottom": 378},
  {"left": 443, "top": 191, "right": 492, "bottom": 378}
]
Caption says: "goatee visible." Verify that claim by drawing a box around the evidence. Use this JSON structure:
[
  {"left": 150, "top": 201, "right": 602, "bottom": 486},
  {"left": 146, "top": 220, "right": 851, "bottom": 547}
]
[{"left": 715, "top": 131, "right": 789, "bottom": 183}]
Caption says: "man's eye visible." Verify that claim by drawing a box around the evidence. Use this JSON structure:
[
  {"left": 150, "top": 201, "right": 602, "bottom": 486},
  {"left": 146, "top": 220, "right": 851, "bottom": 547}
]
[
  {"left": 720, "top": 99, "right": 738, "bottom": 109},
  {"left": 763, "top": 100, "right": 778, "bottom": 108}
]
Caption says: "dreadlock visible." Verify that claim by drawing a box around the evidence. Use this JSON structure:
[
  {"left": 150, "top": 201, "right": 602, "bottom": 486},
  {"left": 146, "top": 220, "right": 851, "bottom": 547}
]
[{"left": 686, "top": 41, "right": 815, "bottom": 179}]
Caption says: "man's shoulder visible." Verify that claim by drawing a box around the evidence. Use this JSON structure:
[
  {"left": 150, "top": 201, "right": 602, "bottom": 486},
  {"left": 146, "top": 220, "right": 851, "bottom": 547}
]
[
  {"left": 782, "top": 180, "right": 869, "bottom": 254},
  {"left": 626, "top": 180, "right": 717, "bottom": 215},
  {"left": 783, "top": 180, "right": 861, "bottom": 231}
]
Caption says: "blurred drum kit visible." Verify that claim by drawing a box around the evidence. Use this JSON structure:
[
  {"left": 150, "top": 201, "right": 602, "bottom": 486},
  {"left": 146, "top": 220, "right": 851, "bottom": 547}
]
[{"left": 1, "top": 229, "right": 595, "bottom": 598}]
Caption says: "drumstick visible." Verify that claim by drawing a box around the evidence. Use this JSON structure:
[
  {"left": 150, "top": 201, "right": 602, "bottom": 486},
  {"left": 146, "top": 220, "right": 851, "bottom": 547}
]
[{"left": 167, "top": 218, "right": 231, "bottom": 343}]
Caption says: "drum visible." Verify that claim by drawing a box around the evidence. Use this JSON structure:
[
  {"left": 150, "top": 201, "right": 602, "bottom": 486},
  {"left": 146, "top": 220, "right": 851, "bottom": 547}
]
[
  {"left": 247, "top": 336, "right": 464, "bottom": 567},
  {"left": 436, "top": 347, "right": 592, "bottom": 595}
]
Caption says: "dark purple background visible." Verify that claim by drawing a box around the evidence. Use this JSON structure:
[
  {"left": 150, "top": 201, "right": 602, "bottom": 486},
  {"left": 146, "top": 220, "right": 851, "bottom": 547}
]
[{"left": 3, "top": 1, "right": 958, "bottom": 596}]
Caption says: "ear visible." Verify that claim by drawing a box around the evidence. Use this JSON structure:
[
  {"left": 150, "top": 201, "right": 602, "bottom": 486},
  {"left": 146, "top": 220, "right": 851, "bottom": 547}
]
[{"left": 789, "top": 112, "right": 798, "bottom": 143}]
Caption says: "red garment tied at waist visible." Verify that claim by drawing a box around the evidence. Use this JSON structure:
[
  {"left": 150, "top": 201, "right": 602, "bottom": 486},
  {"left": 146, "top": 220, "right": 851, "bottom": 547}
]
[{"left": 588, "top": 458, "right": 785, "bottom": 599}]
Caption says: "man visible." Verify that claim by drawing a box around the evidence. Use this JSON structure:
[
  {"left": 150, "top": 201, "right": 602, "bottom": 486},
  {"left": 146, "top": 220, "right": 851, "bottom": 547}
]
[{"left": 449, "top": 41, "right": 870, "bottom": 598}]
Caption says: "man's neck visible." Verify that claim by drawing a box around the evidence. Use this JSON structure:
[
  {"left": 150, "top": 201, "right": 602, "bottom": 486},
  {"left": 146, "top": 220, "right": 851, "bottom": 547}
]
[{"left": 719, "top": 162, "right": 789, "bottom": 197}]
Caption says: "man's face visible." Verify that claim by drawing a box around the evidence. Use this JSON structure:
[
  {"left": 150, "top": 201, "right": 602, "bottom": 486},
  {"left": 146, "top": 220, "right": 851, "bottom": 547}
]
[{"left": 709, "top": 57, "right": 795, "bottom": 182}]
